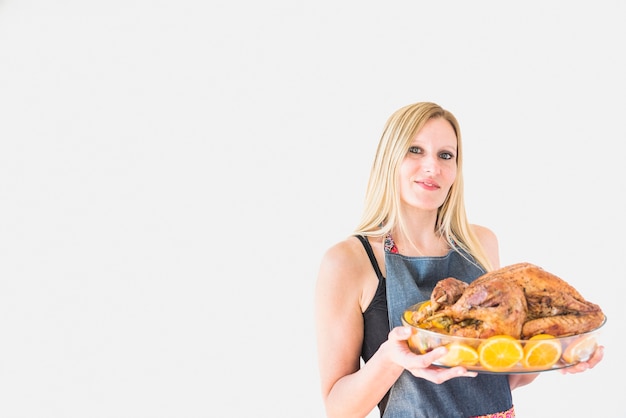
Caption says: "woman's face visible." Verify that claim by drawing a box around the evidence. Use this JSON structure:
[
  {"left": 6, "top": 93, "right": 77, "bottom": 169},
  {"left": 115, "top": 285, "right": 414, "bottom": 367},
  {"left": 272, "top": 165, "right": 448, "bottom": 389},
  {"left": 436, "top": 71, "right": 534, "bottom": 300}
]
[{"left": 398, "top": 117, "right": 458, "bottom": 212}]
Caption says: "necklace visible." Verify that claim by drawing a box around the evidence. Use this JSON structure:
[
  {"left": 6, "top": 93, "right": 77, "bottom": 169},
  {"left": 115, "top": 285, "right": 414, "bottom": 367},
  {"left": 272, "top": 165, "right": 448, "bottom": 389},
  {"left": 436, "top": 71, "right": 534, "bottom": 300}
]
[{"left": 384, "top": 232, "right": 449, "bottom": 256}]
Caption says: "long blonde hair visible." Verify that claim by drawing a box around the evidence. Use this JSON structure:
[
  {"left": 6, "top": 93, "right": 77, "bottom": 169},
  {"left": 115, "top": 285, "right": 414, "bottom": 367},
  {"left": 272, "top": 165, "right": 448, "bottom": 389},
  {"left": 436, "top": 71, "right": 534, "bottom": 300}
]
[{"left": 354, "top": 102, "right": 493, "bottom": 272}]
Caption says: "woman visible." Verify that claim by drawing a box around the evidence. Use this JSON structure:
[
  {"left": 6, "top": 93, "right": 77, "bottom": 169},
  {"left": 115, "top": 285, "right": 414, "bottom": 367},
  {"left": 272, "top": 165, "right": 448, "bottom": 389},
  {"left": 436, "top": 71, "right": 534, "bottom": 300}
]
[{"left": 314, "top": 102, "right": 603, "bottom": 417}]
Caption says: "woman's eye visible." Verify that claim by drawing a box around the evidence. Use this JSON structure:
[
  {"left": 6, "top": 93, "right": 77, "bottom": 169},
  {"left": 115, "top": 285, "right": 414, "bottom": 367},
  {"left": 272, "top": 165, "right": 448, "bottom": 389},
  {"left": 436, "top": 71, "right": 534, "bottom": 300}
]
[
  {"left": 408, "top": 146, "right": 421, "bottom": 154},
  {"left": 440, "top": 152, "right": 454, "bottom": 160}
]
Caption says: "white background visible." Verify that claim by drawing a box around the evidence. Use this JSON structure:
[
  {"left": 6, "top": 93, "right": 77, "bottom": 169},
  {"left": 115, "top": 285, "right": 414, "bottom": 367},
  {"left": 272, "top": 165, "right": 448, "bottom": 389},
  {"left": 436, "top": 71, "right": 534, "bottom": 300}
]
[{"left": 1, "top": 1, "right": 624, "bottom": 417}]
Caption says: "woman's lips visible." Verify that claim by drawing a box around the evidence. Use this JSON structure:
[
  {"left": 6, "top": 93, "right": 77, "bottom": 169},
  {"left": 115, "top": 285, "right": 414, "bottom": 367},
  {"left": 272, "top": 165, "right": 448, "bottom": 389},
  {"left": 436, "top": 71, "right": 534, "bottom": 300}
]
[{"left": 417, "top": 179, "right": 440, "bottom": 190}]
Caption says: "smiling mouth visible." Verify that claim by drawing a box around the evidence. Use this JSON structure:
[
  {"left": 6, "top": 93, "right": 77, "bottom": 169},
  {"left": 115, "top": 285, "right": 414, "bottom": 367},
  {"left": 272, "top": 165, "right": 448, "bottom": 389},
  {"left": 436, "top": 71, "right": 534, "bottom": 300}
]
[{"left": 419, "top": 180, "right": 439, "bottom": 188}]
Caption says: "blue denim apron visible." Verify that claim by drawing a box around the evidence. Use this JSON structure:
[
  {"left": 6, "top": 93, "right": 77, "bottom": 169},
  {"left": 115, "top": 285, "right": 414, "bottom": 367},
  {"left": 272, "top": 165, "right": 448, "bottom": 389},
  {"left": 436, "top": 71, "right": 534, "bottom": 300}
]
[{"left": 383, "top": 248, "right": 514, "bottom": 417}]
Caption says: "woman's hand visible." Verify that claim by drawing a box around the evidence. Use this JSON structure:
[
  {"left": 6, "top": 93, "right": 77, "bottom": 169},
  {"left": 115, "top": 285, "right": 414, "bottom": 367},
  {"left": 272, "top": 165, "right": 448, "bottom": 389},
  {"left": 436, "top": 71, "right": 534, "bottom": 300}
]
[
  {"left": 559, "top": 345, "right": 604, "bottom": 374},
  {"left": 386, "top": 326, "right": 478, "bottom": 384}
]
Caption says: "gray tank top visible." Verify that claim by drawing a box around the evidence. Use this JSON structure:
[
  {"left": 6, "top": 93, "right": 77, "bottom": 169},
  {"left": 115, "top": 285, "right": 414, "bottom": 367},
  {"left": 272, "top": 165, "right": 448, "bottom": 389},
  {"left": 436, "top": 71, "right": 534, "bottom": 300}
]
[{"left": 382, "top": 238, "right": 513, "bottom": 417}]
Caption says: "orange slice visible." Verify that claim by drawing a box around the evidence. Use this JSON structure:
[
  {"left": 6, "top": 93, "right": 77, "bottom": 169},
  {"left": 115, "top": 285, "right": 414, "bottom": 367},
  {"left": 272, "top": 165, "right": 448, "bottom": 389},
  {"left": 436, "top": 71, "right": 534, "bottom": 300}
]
[
  {"left": 522, "top": 334, "right": 563, "bottom": 369},
  {"left": 478, "top": 335, "right": 524, "bottom": 371},
  {"left": 562, "top": 335, "right": 598, "bottom": 364},
  {"left": 407, "top": 332, "right": 429, "bottom": 354},
  {"left": 418, "top": 301, "right": 432, "bottom": 313},
  {"left": 404, "top": 301, "right": 433, "bottom": 327},
  {"left": 437, "top": 342, "right": 479, "bottom": 367},
  {"left": 403, "top": 310, "right": 414, "bottom": 324}
]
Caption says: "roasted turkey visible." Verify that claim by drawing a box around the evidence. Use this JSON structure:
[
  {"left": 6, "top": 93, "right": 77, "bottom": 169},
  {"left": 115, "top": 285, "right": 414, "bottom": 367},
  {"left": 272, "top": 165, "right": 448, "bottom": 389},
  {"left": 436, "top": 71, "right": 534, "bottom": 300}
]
[{"left": 409, "top": 262, "right": 605, "bottom": 339}]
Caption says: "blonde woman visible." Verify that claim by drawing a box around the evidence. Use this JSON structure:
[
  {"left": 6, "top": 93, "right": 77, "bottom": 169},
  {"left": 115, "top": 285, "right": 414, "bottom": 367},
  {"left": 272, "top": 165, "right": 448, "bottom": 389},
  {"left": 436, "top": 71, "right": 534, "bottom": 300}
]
[{"left": 314, "top": 102, "right": 603, "bottom": 417}]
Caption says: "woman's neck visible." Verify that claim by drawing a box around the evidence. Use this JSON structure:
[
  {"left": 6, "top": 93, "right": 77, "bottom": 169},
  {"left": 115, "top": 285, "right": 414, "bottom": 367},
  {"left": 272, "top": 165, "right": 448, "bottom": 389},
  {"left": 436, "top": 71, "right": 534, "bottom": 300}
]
[{"left": 390, "top": 227, "right": 449, "bottom": 257}]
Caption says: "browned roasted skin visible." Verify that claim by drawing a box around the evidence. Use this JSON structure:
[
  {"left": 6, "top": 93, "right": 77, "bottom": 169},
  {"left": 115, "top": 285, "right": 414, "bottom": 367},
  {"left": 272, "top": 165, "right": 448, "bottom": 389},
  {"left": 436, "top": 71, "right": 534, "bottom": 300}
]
[
  {"left": 513, "top": 265, "right": 598, "bottom": 315},
  {"left": 473, "top": 262, "right": 592, "bottom": 316},
  {"left": 414, "top": 262, "right": 605, "bottom": 339},
  {"left": 473, "top": 263, "right": 604, "bottom": 338},
  {"left": 440, "top": 277, "right": 527, "bottom": 339},
  {"left": 430, "top": 277, "right": 468, "bottom": 309},
  {"left": 409, "top": 278, "right": 469, "bottom": 324},
  {"left": 522, "top": 311, "right": 606, "bottom": 338}
]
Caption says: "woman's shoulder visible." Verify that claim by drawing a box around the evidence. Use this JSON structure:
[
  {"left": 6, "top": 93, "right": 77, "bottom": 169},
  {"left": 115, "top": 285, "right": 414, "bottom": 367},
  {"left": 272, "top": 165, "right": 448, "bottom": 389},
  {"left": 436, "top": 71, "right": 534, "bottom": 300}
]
[
  {"left": 470, "top": 224, "right": 498, "bottom": 243},
  {"left": 318, "top": 235, "right": 380, "bottom": 286},
  {"left": 317, "top": 235, "right": 382, "bottom": 311},
  {"left": 469, "top": 224, "right": 500, "bottom": 268},
  {"left": 320, "top": 235, "right": 369, "bottom": 272}
]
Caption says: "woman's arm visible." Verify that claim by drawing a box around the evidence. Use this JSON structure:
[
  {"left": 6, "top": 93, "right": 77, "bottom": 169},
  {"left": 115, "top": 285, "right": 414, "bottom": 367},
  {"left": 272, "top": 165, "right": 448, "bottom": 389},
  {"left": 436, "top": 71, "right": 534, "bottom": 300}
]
[
  {"left": 315, "top": 239, "right": 401, "bottom": 417},
  {"left": 508, "top": 372, "right": 540, "bottom": 390},
  {"left": 315, "top": 238, "right": 476, "bottom": 418}
]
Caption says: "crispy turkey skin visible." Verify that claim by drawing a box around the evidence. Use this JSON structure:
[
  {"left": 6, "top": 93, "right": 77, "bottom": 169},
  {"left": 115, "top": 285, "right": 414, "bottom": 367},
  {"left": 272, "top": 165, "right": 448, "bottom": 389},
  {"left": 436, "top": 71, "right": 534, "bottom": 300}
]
[{"left": 410, "top": 262, "right": 604, "bottom": 339}]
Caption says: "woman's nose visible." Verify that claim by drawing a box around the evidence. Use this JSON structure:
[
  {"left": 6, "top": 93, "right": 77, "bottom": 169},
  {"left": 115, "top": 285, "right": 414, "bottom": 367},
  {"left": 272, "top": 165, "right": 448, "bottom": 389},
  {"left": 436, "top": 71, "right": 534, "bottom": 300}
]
[{"left": 422, "top": 157, "right": 438, "bottom": 174}]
